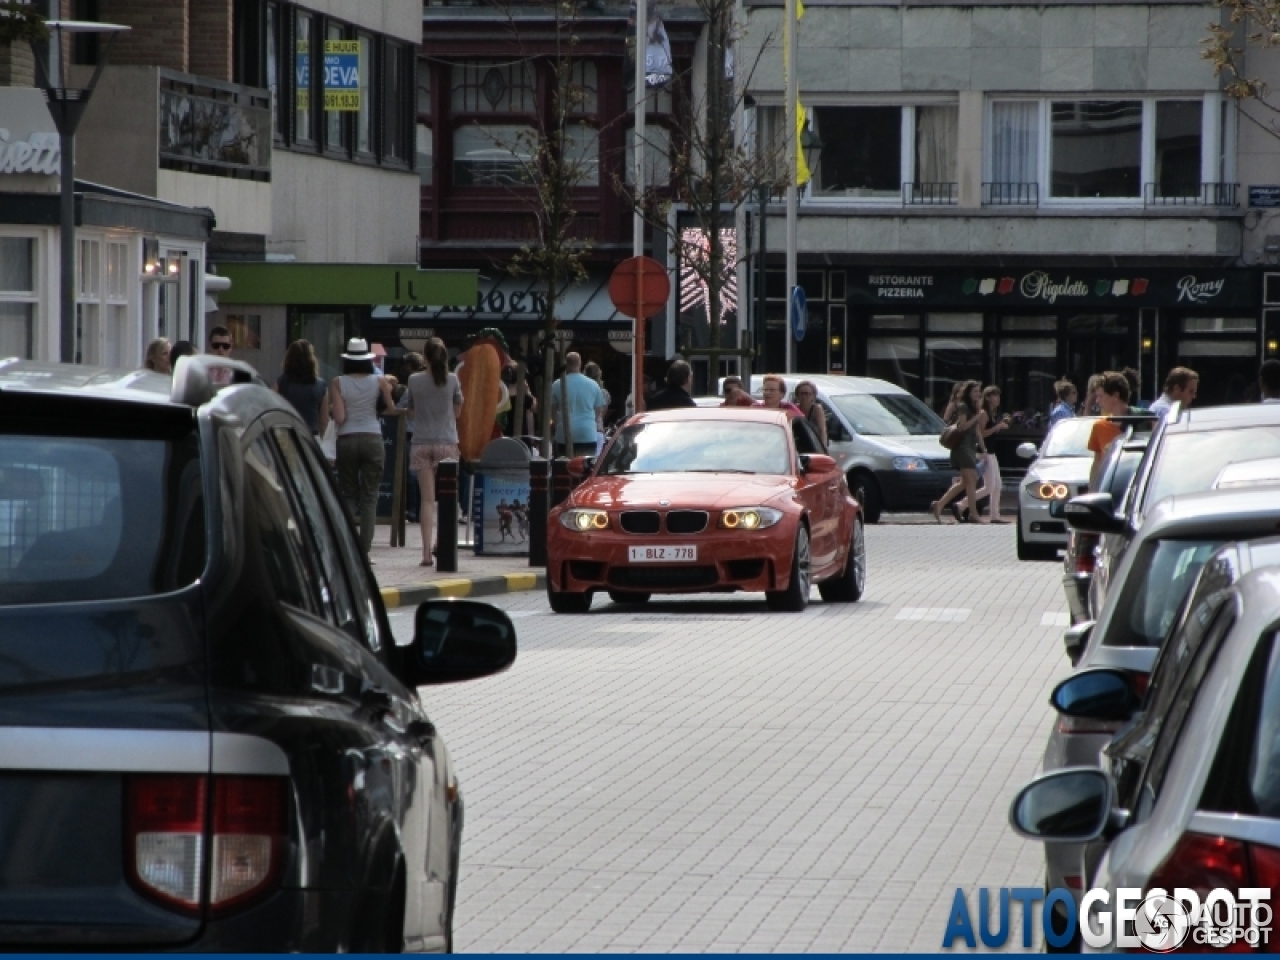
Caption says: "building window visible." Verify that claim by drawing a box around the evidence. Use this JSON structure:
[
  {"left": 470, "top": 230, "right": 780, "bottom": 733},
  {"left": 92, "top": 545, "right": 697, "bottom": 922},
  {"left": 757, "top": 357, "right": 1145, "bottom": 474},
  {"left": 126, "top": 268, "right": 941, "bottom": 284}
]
[
  {"left": 451, "top": 60, "right": 536, "bottom": 114},
  {"left": 626, "top": 125, "right": 671, "bottom": 186},
  {"left": 1154, "top": 100, "right": 1202, "bottom": 199},
  {"left": 988, "top": 101, "right": 1038, "bottom": 202},
  {"left": 104, "top": 241, "right": 129, "bottom": 369},
  {"left": 810, "top": 106, "right": 902, "bottom": 199},
  {"left": 295, "top": 9, "right": 314, "bottom": 144},
  {"left": 0, "top": 237, "right": 35, "bottom": 360},
  {"left": 384, "top": 42, "right": 409, "bottom": 162},
  {"left": 356, "top": 33, "right": 373, "bottom": 154},
  {"left": 1050, "top": 100, "right": 1142, "bottom": 198},
  {"left": 266, "top": 1, "right": 283, "bottom": 140},
  {"left": 77, "top": 238, "right": 102, "bottom": 366},
  {"left": 453, "top": 123, "right": 534, "bottom": 185},
  {"left": 324, "top": 21, "right": 349, "bottom": 153},
  {"left": 451, "top": 60, "right": 537, "bottom": 186},
  {"left": 417, "top": 64, "right": 433, "bottom": 186}
]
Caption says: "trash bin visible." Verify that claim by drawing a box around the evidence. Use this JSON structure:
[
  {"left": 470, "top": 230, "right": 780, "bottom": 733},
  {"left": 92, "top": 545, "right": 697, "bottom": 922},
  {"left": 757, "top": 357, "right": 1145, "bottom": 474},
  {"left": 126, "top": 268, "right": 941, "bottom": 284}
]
[{"left": 471, "top": 437, "right": 533, "bottom": 555}]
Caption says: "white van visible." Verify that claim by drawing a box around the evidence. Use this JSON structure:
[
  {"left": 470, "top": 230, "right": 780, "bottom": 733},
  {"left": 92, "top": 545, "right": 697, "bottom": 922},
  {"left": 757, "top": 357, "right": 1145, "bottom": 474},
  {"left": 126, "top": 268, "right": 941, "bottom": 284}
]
[{"left": 730, "top": 374, "right": 954, "bottom": 522}]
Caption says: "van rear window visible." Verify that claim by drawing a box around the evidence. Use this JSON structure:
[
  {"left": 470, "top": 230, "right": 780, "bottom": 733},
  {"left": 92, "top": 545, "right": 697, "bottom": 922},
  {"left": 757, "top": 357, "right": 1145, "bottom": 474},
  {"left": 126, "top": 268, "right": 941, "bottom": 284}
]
[{"left": 0, "top": 433, "right": 205, "bottom": 605}]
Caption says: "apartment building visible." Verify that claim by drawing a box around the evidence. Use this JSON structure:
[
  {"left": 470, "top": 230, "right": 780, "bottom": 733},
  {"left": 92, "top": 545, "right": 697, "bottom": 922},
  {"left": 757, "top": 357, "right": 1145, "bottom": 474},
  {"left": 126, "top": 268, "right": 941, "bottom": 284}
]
[
  {"left": 0, "top": 0, "right": 474, "bottom": 377},
  {"left": 742, "top": 1, "right": 1280, "bottom": 412}
]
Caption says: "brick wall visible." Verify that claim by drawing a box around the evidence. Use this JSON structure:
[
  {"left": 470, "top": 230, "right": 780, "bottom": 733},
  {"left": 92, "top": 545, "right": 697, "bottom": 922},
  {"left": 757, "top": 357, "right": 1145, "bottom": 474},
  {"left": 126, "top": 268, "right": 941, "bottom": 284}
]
[
  {"left": 188, "top": 0, "right": 232, "bottom": 82},
  {"left": 0, "top": 41, "right": 36, "bottom": 87},
  {"left": 98, "top": 0, "right": 189, "bottom": 73}
]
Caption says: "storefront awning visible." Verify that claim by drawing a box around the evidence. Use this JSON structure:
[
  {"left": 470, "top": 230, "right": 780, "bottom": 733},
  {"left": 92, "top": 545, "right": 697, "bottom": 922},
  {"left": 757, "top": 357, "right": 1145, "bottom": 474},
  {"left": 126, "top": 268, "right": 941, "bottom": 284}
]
[
  {"left": 370, "top": 271, "right": 634, "bottom": 327},
  {"left": 216, "top": 263, "right": 477, "bottom": 307}
]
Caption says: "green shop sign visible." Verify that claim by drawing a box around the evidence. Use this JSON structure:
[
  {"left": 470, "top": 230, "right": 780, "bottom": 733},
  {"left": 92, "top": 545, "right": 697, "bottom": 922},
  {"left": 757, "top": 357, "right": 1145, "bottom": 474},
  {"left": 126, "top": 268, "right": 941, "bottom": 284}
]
[{"left": 217, "top": 263, "right": 477, "bottom": 307}]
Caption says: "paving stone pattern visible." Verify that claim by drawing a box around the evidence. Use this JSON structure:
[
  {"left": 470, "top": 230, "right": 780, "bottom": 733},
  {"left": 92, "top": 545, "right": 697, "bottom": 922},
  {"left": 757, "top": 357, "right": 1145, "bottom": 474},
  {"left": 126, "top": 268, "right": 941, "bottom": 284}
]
[{"left": 394, "top": 523, "right": 1070, "bottom": 952}]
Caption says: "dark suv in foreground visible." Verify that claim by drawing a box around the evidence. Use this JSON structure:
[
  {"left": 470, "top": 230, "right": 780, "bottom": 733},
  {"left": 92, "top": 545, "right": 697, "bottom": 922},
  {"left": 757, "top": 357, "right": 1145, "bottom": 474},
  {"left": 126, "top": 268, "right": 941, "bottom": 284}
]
[{"left": 0, "top": 358, "right": 515, "bottom": 951}]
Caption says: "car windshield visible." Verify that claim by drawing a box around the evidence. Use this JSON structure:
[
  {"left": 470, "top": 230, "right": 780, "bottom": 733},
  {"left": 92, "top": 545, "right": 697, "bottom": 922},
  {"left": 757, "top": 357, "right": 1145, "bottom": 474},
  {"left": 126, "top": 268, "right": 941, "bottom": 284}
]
[
  {"left": 598, "top": 420, "right": 791, "bottom": 475},
  {"left": 1104, "top": 538, "right": 1225, "bottom": 647},
  {"left": 0, "top": 432, "right": 205, "bottom": 605},
  {"left": 1041, "top": 419, "right": 1097, "bottom": 458},
  {"left": 828, "top": 394, "right": 945, "bottom": 436},
  {"left": 1146, "top": 428, "right": 1280, "bottom": 509}
]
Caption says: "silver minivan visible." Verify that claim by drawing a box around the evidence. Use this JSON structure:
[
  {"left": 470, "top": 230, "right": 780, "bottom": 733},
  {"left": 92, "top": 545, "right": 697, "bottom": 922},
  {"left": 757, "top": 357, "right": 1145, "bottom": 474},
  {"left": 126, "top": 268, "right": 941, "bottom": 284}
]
[{"left": 731, "top": 374, "right": 953, "bottom": 522}]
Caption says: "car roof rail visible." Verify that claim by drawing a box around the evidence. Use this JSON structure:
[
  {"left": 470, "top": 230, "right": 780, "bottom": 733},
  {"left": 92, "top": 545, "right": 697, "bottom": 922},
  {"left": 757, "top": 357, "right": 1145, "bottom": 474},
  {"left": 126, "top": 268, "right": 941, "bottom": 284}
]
[{"left": 170, "top": 355, "right": 267, "bottom": 407}]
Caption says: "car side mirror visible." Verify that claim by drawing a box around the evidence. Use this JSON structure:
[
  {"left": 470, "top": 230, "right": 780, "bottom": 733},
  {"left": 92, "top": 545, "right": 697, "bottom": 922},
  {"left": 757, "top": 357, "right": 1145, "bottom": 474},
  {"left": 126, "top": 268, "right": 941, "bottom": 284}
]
[
  {"left": 799, "top": 454, "right": 837, "bottom": 474},
  {"left": 1016, "top": 442, "right": 1039, "bottom": 460},
  {"left": 567, "top": 455, "right": 595, "bottom": 478},
  {"left": 1009, "top": 768, "right": 1113, "bottom": 843},
  {"left": 1063, "top": 620, "right": 1094, "bottom": 665},
  {"left": 1063, "top": 492, "right": 1124, "bottom": 534},
  {"left": 396, "top": 599, "right": 517, "bottom": 687},
  {"left": 1051, "top": 667, "right": 1138, "bottom": 720}
]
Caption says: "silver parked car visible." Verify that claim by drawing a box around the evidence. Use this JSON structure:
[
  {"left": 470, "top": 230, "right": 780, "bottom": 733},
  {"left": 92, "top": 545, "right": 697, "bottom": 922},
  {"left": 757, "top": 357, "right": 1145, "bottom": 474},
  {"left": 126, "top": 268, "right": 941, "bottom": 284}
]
[
  {"left": 1037, "top": 485, "right": 1280, "bottom": 936},
  {"left": 1015, "top": 417, "right": 1097, "bottom": 562},
  {"left": 734, "top": 374, "right": 952, "bottom": 522},
  {"left": 1012, "top": 541, "right": 1280, "bottom": 951}
]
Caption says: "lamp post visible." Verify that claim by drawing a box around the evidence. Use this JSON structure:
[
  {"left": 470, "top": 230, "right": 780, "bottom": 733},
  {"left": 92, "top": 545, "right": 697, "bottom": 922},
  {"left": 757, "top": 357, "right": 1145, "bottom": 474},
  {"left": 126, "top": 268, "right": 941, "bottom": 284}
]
[{"left": 29, "top": 19, "right": 128, "bottom": 364}]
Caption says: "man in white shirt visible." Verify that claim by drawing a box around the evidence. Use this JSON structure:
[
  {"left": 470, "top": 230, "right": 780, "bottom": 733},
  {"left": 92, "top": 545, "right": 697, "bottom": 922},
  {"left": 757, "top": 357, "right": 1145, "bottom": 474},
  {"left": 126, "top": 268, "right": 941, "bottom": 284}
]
[{"left": 1148, "top": 366, "right": 1198, "bottom": 418}]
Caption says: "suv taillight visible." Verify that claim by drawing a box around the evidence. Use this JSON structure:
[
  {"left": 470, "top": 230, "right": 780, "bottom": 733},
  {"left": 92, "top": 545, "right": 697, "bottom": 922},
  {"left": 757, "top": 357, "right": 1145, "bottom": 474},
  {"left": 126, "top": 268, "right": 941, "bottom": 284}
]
[
  {"left": 126, "top": 774, "right": 287, "bottom": 915},
  {"left": 1073, "top": 534, "right": 1099, "bottom": 575}
]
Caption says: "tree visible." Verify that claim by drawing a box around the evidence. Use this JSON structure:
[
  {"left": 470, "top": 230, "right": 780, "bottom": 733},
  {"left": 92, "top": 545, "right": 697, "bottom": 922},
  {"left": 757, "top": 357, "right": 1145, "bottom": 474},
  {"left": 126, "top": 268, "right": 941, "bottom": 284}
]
[
  {"left": 1205, "top": 0, "right": 1280, "bottom": 137},
  {"left": 623, "top": 0, "right": 787, "bottom": 370}
]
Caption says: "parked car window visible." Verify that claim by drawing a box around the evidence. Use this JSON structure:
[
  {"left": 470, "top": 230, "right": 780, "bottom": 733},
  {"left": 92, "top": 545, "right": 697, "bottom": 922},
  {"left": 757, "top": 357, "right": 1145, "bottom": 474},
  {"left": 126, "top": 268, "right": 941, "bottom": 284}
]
[
  {"left": 599, "top": 421, "right": 791, "bottom": 476},
  {"left": 271, "top": 426, "right": 358, "bottom": 638},
  {"left": 244, "top": 435, "right": 321, "bottom": 613},
  {"left": 1200, "top": 633, "right": 1276, "bottom": 816},
  {"left": 828, "top": 394, "right": 944, "bottom": 436},
  {"left": 1105, "top": 539, "right": 1225, "bottom": 647},
  {"left": 292, "top": 432, "right": 385, "bottom": 655},
  {"left": 1146, "top": 428, "right": 1280, "bottom": 509},
  {"left": 0, "top": 431, "right": 204, "bottom": 605},
  {"left": 1040, "top": 419, "right": 1096, "bottom": 458},
  {"left": 1133, "top": 602, "right": 1235, "bottom": 823}
]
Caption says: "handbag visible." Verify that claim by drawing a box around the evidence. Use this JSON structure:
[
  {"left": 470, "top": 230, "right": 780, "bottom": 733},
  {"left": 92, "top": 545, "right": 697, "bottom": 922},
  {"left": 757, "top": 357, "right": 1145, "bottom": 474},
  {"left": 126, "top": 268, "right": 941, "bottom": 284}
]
[
  {"left": 320, "top": 420, "right": 338, "bottom": 462},
  {"left": 939, "top": 422, "right": 962, "bottom": 451}
]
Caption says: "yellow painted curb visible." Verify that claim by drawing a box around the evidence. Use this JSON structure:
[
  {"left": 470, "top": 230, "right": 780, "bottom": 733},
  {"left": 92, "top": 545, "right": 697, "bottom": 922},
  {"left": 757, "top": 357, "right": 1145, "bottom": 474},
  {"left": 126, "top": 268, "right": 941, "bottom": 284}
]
[
  {"left": 503, "top": 572, "right": 538, "bottom": 591},
  {"left": 380, "top": 587, "right": 402, "bottom": 609},
  {"left": 432, "top": 579, "right": 475, "bottom": 598}
]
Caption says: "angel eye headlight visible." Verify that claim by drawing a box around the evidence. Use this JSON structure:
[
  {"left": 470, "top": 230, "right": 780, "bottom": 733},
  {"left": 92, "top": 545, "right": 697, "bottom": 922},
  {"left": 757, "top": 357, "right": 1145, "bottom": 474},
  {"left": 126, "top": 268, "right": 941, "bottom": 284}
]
[
  {"left": 1028, "top": 482, "right": 1071, "bottom": 501},
  {"left": 719, "top": 507, "right": 783, "bottom": 530},
  {"left": 560, "top": 509, "right": 609, "bottom": 531}
]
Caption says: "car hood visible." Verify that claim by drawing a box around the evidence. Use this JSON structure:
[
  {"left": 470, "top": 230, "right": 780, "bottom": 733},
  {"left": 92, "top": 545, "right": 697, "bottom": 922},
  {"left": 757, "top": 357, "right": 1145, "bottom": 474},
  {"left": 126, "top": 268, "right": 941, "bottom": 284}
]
[
  {"left": 1025, "top": 456, "right": 1092, "bottom": 484},
  {"left": 570, "top": 473, "right": 796, "bottom": 510},
  {"left": 845, "top": 434, "right": 948, "bottom": 458}
]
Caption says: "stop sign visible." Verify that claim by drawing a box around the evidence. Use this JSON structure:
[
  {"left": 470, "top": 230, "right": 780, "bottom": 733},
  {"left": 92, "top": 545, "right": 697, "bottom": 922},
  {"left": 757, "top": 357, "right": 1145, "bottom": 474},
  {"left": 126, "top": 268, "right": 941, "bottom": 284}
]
[{"left": 608, "top": 256, "right": 669, "bottom": 319}]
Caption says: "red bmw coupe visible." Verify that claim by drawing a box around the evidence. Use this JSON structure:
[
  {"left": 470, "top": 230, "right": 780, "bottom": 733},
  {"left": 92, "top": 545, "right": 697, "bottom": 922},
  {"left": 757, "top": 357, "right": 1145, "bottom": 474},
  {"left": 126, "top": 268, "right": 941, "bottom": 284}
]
[{"left": 545, "top": 408, "right": 866, "bottom": 613}]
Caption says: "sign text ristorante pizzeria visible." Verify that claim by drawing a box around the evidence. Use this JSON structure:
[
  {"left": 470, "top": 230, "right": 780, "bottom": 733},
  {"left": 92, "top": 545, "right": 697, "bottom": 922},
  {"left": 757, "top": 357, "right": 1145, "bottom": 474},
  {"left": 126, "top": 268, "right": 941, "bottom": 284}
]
[{"left": 846, "top": 267, "right": 1256, "bottom": 310}]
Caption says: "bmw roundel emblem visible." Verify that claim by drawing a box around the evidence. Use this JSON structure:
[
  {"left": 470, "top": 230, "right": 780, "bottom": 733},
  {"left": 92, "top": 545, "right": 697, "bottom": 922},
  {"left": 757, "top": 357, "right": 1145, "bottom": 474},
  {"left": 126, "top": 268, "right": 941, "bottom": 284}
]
[{"left": 659, "top": 499, "right": 670, "bottom": 506}]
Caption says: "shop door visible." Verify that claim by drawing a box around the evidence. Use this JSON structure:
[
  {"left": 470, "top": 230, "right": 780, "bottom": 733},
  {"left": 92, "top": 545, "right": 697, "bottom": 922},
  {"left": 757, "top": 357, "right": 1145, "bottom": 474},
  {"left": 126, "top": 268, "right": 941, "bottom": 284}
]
[
  {"left": 865, "top": 314, "right": 921, "bottom": 396},
  {"left": 1065, "top": 315, "right": 1135, "bottom": 410},
  {"left": 1173, "top": 316, "right": 1259, "bottom": 406},
  {"left": 923, "top": 314, "right": 984, "bottom": 414}
]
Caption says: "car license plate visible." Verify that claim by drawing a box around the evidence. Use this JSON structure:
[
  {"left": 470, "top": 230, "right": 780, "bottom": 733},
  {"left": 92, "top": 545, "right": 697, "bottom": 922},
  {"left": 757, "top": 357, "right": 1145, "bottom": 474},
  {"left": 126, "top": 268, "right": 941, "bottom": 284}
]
[{"left": 628, "top": 545, "right": 697, "bottom": 563}]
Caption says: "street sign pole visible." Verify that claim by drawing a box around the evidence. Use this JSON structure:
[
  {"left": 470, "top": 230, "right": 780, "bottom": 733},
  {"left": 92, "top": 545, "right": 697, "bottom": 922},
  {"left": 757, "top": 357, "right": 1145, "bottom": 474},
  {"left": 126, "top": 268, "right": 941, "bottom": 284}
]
[
  {"left": 609, "top": 257, "right": 670, "bottom": 417},
  {"left": 633, "top": 0, "right": 648, "bottom": 414}
]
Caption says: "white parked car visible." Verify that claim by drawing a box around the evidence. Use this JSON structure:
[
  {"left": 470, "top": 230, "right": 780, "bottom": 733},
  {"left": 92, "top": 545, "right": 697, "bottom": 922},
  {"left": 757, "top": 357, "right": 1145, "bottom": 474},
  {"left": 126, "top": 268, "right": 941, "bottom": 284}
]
[{"left": 1015, "top": 417, "right": 1097, "bottom": 561}]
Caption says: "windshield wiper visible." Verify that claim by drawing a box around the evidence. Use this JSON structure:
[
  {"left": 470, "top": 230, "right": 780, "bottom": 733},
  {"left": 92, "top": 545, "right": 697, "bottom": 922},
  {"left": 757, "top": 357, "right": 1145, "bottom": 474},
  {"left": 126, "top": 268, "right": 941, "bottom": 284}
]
[{"left": 685, "top": 468, "right": 755, "bottom": 474}]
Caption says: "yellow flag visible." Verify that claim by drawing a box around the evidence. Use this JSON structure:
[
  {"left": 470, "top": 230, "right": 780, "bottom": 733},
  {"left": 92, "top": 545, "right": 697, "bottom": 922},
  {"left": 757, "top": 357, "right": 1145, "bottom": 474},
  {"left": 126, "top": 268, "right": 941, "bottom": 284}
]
[{"left": 797, "top": 102, "right": 811, "bottom": 186}]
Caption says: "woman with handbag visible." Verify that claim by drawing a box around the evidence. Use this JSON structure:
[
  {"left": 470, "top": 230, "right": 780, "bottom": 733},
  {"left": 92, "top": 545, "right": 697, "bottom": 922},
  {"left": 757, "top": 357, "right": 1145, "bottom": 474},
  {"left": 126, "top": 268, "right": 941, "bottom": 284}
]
[
  {"left": 329, "top": 338, "right": 397, "bottom": 555},
  {"left": 953, "top": 385, "right": 1012, "bottom": 523},
  {"left": 931, "top": 380, "right": 983, "bottom": 524}
]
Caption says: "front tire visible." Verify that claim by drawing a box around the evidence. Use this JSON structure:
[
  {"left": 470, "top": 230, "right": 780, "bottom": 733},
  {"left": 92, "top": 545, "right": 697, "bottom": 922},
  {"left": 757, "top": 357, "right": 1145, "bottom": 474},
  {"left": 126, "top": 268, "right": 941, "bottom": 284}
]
[
  {"left": 767, "top": 526, "right": 811, "bottom": 612},
  {"left": 547, "top": 578, "right": 592, "bottom": 613},
  {"left": 607, "top": 590, "right": 651, "bottom": 604},
  {"left": 819, "top": 517, "right": 865, "bottom": 603},
  {"left": 848, "top": 471, "right": 883, "bottom": 524}
]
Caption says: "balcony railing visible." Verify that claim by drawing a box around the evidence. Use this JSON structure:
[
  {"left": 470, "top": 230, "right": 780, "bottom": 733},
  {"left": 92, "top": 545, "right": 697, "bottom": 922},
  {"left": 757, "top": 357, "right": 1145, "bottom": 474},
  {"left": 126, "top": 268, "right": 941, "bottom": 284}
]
[
  {"left": 1144, "top": 182, "right": 1239, "bottom": 207},
  {"left": 159, "top": 69, "right": 271, "bottom": 182},
  {"left": 983, "top": 182, "right": 1039, "bottom": 206},
  {"left": 903, "top": 182, "right": 957, "bottom": 205}
]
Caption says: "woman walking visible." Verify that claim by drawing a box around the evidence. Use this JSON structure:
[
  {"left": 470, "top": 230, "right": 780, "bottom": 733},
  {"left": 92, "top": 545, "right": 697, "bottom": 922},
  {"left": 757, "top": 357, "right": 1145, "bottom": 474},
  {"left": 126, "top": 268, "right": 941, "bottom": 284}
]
[
  {"left": 404, "top": 338, "right": 463, "bottom": 567},
  {"left": 329, "top": 338, "right": 396, "bottom": 555},
  {"left": 931, "top": 380, "right": 984, "bottom": 524},
  {"left": 955, "top": 385, "right": 1011, "bottom": 523},
  {"left": 793, "top": 380, "right": 828, "bottom": 449},
  {"left": 274, "top": 339, "right": 327, "bottom": 437}
]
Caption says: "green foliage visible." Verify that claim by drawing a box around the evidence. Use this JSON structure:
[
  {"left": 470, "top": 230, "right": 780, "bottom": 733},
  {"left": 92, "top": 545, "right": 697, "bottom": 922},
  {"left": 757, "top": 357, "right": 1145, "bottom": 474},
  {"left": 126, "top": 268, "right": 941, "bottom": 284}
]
[{"left": 0, "top": 2, "right": 49, "bottom": 46}]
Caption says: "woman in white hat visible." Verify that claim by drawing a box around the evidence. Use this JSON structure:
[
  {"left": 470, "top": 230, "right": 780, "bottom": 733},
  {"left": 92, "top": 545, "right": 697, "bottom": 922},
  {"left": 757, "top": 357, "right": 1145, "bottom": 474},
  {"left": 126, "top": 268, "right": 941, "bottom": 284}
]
[{"left": 328, "top": 338, "right": 396, "bottom": 554}]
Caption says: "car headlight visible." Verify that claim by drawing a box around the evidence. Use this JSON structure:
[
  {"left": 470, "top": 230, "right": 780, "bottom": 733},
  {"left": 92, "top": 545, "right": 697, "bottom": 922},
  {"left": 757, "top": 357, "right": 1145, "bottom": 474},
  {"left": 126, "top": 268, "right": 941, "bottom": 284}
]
[
  {"left": 559, "top": 508, "right": 610, "bottom": 531},
  {"left": 893, "top": 457, "right": 929, "bottom": 471},
  {"left": 719, "top": 507, "right": 784, "bottom": 530},
  {"left": 1026, "top": 481, "right": 1070, "bottom": 501}
]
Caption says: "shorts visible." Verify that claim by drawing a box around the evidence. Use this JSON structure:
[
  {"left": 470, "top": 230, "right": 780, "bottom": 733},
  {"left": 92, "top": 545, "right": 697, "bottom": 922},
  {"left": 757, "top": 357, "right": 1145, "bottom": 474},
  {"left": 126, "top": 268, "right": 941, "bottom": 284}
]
[{"left": 410, "top": 443, "right": 460, "bottom": 474}]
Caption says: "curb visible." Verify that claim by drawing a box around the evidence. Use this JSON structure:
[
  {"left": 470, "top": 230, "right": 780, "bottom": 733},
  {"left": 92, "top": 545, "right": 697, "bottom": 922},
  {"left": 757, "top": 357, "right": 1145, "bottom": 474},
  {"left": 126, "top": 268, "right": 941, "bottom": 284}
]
[{"left": 380, "top": 572, "right": 546, "bottom": 609}]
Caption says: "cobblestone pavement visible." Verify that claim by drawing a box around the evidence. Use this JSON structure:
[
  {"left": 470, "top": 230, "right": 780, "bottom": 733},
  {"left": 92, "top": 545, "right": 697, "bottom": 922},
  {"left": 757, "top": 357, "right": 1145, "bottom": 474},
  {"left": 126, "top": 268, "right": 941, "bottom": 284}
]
[{"left": 389, "top": 521, "right": 1068, "bottom": 952}]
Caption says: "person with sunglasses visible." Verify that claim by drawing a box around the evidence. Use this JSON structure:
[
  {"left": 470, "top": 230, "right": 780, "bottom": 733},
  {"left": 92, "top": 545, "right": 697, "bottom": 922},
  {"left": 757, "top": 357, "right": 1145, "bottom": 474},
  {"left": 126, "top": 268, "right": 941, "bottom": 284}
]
[{"left": 205, "top": 326, "right": 235, "bottom": 385}]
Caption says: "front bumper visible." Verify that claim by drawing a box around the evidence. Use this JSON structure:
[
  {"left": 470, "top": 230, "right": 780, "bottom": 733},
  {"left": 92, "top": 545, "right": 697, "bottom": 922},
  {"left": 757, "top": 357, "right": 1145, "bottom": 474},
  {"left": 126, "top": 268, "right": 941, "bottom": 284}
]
[
  {"left": 1018, "top": 494, "right": 1069, "bottom": 545},
  {"left": 873, "top": 469, "right": 953, "bottom": 511},
  {"left": 547, "top": 530, "right": 790, "bottom": 595}
]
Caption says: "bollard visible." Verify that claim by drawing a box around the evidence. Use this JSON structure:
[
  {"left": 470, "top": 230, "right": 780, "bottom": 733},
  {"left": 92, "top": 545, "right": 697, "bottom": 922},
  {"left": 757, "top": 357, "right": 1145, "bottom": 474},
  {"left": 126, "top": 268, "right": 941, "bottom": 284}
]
[
  {"left": 436, "top": 459, "right": 459, "bottom": 573},
  {"left": 528, "top": 457, "right": 548, "bottom": 568},
  {"left": 551, "top": 457, "right": 573, "bottom": 508}
]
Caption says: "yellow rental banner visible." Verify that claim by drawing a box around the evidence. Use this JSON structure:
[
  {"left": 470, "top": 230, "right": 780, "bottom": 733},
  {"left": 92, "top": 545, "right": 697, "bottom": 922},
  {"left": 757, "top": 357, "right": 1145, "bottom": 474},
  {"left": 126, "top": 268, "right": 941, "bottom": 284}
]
[{"left": 323, "top": 39, "right": 361, "bottom": 112}]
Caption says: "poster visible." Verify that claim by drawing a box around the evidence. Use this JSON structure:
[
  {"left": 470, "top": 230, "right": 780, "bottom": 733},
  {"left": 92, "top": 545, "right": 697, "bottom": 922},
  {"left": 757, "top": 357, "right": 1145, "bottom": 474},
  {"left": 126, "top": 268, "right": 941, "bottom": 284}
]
[
  {"left": 472, "top": 472, "right": 531, "bottom": 556},
  {"left": 323, "top": 40, "right": 360, "bottom": 112}
]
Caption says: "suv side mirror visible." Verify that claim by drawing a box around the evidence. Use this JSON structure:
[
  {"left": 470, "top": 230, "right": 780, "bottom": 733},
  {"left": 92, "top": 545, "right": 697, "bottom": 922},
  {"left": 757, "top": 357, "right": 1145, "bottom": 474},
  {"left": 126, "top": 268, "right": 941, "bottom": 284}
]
[
  {"left": 396, "top": 599, "right": 517, "bottom": 687},
  {"left": 1050, "top": 667, "right": 1138, "bottom": 721},
  {"left": 1063, "top": 492, "right": 1125, "bottom": 534},
  {"left": 1009, "top": 768, "right": 1114, "bottom": 843},
  {"left": 1016, "top": 442, "right": 1039, "bottom": 460},
  {"left": 799, "top": 454, "right": 837, "bottom": 474},
  {"left": 1063, "top": 620, "right": 1094, "bottom": 665}
]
